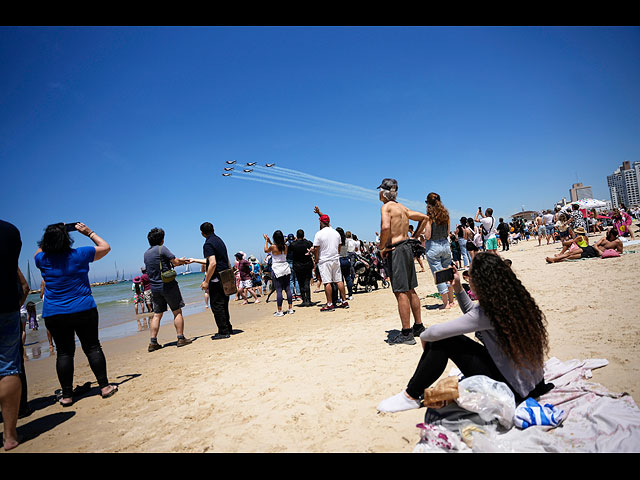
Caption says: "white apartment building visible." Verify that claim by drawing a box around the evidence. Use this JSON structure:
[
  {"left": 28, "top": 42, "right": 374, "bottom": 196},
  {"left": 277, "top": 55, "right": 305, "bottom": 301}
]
[{"left": 607, "top": 161, "right": 640, "bottom": 208}]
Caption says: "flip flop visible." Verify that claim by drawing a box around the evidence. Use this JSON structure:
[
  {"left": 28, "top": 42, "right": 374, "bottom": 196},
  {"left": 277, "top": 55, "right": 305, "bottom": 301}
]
[{"left": 101, "top": 385, "right": 118, "bottom": 399}]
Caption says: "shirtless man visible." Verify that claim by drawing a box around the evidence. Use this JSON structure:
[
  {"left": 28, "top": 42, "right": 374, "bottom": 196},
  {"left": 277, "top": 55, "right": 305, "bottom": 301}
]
[
  {"left": 378, "top": 178, "right": 428, "bottom": 345},
  {"left": 594, "top": 228, "right": 624, "bottom": 254}
]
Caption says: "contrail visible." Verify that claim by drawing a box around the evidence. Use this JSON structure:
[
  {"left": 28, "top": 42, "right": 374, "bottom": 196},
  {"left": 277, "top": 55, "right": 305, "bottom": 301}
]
[{"left": 228, "top": 164, "right": 426, "bottom": 211}]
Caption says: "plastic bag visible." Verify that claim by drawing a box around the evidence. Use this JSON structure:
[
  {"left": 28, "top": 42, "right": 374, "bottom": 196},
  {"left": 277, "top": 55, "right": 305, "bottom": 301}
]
[{"left": 455, "top": 375, "right": 516, "bottom": 429}]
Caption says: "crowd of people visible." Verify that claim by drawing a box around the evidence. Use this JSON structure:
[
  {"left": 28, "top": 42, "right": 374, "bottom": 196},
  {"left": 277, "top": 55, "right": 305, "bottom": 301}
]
[{"left": 1, "top": 185, "right": 637, "bottom": 451}]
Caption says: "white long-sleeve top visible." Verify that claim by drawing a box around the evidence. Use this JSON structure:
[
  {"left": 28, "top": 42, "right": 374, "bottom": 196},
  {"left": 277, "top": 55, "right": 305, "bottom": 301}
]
[{"left": 420, "top": 289, "right": 544, "bottom": 399}]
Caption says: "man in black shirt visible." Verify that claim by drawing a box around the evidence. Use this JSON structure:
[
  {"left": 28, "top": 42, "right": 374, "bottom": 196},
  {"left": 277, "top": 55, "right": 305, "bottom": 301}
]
[
  {"left": 497, "top": 218, "right": 510, "bottom": 251},
  {"left": 0, "top": 220, "right": 26, "bottom": 450},
  {"left": 288, "top": 229, "right": 315, "bottom": 306},
  {"left": 190, "top": 222, "right": 233, "bottom": 340}
]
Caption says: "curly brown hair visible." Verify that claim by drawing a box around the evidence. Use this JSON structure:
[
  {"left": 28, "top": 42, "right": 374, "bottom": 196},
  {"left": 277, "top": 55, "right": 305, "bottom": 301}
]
[
  {"left": 469, "top": 252, "right": 549, "bottom": 370},
  {"left": 426, "top": 192, "right": 450, "bottom": 226}
]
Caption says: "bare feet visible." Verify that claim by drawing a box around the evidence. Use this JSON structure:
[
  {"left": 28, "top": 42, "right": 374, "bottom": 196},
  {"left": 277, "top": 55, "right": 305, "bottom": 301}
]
[{"left": 3, "top": 436, "right": 19, "bottom": 451}]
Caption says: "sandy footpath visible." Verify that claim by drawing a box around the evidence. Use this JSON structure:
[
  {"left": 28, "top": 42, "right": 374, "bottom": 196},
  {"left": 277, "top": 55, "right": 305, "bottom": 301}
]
[{"left": 5, "top": 229, "right": 640, "bottom": 453}]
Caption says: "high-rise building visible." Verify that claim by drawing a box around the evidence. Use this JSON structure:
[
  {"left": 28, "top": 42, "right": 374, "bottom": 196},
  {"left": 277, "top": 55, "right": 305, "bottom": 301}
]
[
  {"left": 607, "top": 161, "right": 640, "bottom": 208},
  {"left": 569, "top": 183, "right": 593, "bottom": 202}
]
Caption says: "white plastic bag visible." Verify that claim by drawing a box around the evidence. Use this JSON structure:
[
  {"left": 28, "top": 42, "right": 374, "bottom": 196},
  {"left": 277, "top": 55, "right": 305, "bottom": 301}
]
[{"left": 455, "top": 375, "right": 516, "bottom": 429}]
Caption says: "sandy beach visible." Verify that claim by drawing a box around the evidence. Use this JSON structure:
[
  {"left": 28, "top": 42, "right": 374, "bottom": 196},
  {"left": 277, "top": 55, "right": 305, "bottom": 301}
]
[{"left": 6, "top": 229, "right": 640, "bottom": 453}]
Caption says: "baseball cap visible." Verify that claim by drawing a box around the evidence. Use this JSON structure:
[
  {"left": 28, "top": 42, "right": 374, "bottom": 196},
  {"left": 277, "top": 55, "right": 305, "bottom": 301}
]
[
  {"left": 377, "top": 178, "right": 398, "bottom": 191},
  {"left": 319, "top": 214, "right": 330, "bottom": 224}
]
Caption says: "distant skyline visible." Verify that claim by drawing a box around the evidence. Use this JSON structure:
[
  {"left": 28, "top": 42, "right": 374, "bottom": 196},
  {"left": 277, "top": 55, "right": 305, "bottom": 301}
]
[{"left": 1, "top": 26, "right": 639, "bottom": 285}]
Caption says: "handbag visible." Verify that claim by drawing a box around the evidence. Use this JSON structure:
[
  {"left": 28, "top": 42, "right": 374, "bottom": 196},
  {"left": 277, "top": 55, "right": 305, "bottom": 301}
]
[
  {"left": 218, "top": 268, "right": 238, "bottom": 296},
  {"left": 158, "top": 246, "right": 177, "bottom": 283}
]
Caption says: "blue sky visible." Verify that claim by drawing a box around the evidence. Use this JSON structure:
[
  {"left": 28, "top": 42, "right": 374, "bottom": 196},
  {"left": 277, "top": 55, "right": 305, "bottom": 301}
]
[{"left": 2, "top": 26, "right": 639, "bottom": 285}]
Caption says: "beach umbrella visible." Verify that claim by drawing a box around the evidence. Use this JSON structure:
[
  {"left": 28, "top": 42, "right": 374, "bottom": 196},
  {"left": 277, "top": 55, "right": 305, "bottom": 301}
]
[{"left": 574, "top": 198, "right": 607, "bottom": 209}]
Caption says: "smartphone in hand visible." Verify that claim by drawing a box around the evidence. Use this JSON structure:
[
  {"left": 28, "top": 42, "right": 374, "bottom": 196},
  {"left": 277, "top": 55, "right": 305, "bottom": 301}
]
[
  {"left": 434, "top": 267, "right": 454, "bottom": 285},
  {"left": 64, "top": 223, "right": 79, "bottom": 232}
]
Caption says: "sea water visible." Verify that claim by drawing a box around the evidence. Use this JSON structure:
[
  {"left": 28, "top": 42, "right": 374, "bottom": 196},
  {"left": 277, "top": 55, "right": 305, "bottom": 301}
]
[{"left": 22, "top": 272, "right": 212, "bottom": 361}]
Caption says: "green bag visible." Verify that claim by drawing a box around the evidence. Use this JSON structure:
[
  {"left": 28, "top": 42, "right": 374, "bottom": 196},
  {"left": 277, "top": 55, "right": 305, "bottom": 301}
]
[{"left": 158, "top": 246, "right": 177, "bottom": 283}]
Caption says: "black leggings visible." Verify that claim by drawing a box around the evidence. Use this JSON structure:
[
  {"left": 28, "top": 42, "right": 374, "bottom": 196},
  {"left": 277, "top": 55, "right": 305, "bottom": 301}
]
[
  {"left": 44, "top": 308, "right": 109, "bottom": 398},
  {"left": 273, "top": 274, "right": 292, "bottom": 308},
  {"left": 294, "top": 266, "right": 313, "bottom": 304},
  {"left": 405, "top": 335, "right": 521, "bottom": 402}
]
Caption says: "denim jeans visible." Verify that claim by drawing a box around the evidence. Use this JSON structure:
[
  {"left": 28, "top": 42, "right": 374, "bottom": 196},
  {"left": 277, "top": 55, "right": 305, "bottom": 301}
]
[
  {"left": 425, "top": 239, "right": 453, "bottom": 295},
  {"left": 458, "top": 237, "right": 470, "bottom": 267},
  {"left": 287, "top": 261, "right": 300, "bottom": 296},
  {"left": 0, "top": 311, "right": 21, "bottom": 377}
]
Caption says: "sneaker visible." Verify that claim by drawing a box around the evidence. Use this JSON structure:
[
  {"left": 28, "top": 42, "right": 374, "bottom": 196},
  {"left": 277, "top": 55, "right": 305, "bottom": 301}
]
[
  {"left": 346, "top": 296, "right": 353, "bottom": 301},
  {"left": 287, "top": 309, "right": 295, "bottom": 315},
  {"left": 412, "top": 323, "right": 425, "bottom": 337},
  {"left": 338, "top": 301, "right": 350, "bottom": 309},
  {"left": 320, "top": 305, "right": 335, "bottom": 312},
  {"left": 176, "top": 337, "right": 193, "bottom": 347},
  {"left": 274, "top": 311, "right": 285, "bottom": 317},
  {"left": 387, "top": 333, "right": 416, "bottom": 346},
  {"left": 211, "top": 333, "right": 231, "bottom": 340},
  {"left": 376, "top": 391, "right": 421, "bottom": 413},
  {"left": 148, "top": 342, "right": 163, "bottom": 352}
]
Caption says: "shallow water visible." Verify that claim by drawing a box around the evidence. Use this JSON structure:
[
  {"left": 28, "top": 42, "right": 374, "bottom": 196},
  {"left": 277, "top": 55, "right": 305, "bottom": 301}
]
[{"left": 23, "top": 272, "right": 212, "bottom": 362}]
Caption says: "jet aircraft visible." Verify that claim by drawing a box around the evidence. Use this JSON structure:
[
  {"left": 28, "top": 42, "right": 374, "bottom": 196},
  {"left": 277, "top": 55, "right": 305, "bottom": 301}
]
[
  {"left": 225, "top": 160, "right": 236, "bottom": 164},
  {"left": 266, "top": 163, "right": 275, "bottom": 167}
]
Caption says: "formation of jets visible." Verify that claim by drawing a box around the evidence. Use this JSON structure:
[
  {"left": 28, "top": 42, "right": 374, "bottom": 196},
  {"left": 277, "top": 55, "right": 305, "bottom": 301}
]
[{"left": 221, "top": 162, "right": 275, "bottom": 176}]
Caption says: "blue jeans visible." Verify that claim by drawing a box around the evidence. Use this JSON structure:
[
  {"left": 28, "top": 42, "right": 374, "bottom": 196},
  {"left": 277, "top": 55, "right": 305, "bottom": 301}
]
[
  {"left": 458, "top": 237, "right": 470, "bottom": 267},
  {"left": 287, "top": 261, "right": 300, "bottom": 296},
  {"left": 426, "top": 239, "right": 453, "bottom": 295},
  {"left": 0, "top": 311, "right": 21, "bottom": 377}
]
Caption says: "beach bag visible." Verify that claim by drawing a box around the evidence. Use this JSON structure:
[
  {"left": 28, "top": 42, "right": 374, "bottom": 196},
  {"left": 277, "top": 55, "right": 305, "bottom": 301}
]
[
  {"left": 158, "top": 246, "right": 177, "bottom": 283},
  {"left": 219, "top": 269, "right": 238, "bottom": 296},
  {"left": 601, "top": 248, "right": 620, "bottom": 258}
]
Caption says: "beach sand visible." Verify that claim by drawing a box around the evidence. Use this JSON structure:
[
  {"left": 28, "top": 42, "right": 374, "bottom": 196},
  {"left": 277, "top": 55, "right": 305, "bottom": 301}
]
[{"left": 7, "top": 230, "right": 640, "bottom": 453}]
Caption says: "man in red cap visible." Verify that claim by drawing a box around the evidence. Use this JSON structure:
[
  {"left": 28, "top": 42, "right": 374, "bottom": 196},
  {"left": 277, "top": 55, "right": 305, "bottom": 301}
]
[
  {"left": 313, "top": 206, "right": 349, "bottom": 311},
  {"left": 378, "top": 178, "right": 428, "bottom": 345}
]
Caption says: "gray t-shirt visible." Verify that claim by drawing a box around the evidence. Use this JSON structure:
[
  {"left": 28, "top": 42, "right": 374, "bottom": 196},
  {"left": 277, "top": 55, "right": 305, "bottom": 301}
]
[
  {"left": 143, "top": 245, "right": 176, "bottom": 291},
  {"left": 420, "top": 289, "right": 544, "bottom": 398}
]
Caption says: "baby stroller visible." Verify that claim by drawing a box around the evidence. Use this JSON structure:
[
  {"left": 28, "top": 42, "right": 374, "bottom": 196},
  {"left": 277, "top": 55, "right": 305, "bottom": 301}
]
[{"left": 353, "top": 254, "right": 389, "bottom": 293}]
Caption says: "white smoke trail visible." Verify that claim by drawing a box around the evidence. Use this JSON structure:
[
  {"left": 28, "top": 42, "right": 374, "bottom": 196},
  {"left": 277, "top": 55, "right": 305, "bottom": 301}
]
[{"left": 227, "top": 164, "right": 425, "bottom": 211}]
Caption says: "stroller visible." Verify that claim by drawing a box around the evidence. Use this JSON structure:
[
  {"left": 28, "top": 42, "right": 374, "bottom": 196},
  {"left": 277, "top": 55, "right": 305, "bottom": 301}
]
[{"left": 353, "top": 253, "right": 389, "bottom": 293}]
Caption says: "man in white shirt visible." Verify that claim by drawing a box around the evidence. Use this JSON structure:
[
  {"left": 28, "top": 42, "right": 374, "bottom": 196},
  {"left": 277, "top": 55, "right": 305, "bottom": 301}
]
[
  {"left": 312, "top": 207, "right": 348, "bottom": 312},
  {"left": 475, "top": 207, "right": 498, "bottom": 254},
  {"left": 543, "top": 210, "right": 556, "bottom": 245}
]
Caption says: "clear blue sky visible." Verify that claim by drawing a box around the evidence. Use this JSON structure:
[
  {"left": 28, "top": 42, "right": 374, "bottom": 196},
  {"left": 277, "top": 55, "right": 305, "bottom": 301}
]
[{"left": 2, "top": 26, "right": 639, "bottom": 285}]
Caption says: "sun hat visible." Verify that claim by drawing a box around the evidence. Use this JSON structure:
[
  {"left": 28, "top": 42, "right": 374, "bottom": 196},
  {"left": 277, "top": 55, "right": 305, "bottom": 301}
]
[
  {"left": 133, "top": 276, "right": 141, "bottom": 283},
  {"left": 248, "top": 255, "right": 257, "bottom": 262},
  {"left": 574, "top": 227, "right": 587, "bottom": 234}
]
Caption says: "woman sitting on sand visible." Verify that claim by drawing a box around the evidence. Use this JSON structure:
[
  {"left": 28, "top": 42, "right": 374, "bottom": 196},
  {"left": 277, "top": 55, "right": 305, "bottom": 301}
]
[
  {"left": 34, "top": 222, "right": 118, "bottom": 407},
  {"left": 377, "top": 253, "right": 552, "bottom": 413},
  {"left": 546, "top": 227, "right": 601, "bottom": 263}
]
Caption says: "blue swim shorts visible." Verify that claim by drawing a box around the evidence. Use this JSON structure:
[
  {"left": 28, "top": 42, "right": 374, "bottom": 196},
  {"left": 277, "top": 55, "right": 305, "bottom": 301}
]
[{"left": 0, "top": 311, "right": 22, "bottom": 377}]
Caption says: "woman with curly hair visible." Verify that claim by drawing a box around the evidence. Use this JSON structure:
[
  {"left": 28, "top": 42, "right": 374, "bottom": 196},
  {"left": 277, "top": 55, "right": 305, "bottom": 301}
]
[
  {"left": 377, "top": 252, "right": 553, "bottom": 412},
  {"left": 423, "top": 193, "right": 455, "bottom": 309}
]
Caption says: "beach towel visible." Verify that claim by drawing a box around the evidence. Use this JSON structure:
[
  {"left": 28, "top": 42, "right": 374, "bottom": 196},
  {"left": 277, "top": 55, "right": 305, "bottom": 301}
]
[
  {"left": 514, "top": 397, "right": 565, "bottom": 429},
  {"left": 413, "top": 357, "right": 640, "bottom": 453}
]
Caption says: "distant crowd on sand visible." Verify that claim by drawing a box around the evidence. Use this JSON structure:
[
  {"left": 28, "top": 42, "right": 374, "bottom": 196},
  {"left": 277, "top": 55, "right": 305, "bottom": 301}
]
[{"left": 1, "top": 184, "right": 637, "bottom": 451}]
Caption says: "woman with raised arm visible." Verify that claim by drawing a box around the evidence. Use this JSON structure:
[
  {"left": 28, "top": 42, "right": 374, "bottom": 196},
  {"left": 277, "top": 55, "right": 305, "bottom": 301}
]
[
  {"left": 34, "top": 222, "right": 118, "bottom": 407},
  {"left": 264, "top": 230, "right": 294, "bottom": 317}
]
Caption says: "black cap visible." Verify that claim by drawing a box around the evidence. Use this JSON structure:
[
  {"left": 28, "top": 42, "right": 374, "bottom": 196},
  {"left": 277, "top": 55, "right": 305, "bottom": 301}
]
[{"left": 377, "top": 178, "right": 398, "bottom": 191}]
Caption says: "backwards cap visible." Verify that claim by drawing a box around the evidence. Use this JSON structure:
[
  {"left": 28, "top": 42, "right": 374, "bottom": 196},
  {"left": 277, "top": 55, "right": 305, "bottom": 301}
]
[{"left": 377, "top": 178, "right": 398, "bottom": 191}]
